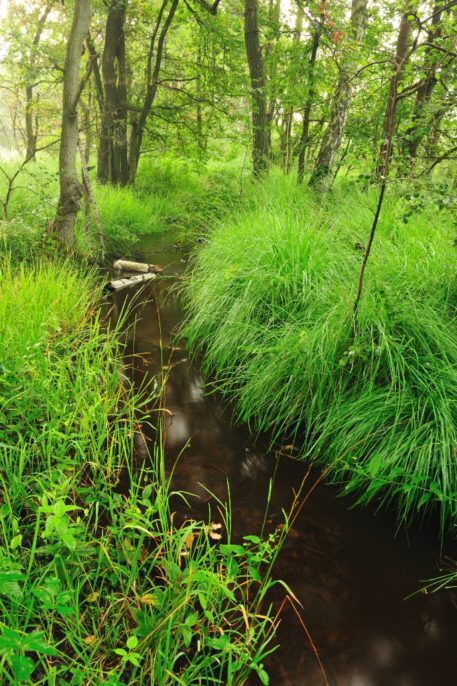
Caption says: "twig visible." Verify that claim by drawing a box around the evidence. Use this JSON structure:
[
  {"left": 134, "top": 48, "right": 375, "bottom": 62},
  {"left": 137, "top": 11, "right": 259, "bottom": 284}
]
[{"left": 286, "top": 596, "right": 330, "bottom": 686}]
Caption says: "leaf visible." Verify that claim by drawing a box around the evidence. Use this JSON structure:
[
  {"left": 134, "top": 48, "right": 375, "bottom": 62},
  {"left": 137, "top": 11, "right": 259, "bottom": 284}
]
[
  {"left": 220, "top": 544, "right": 245, "bottom": 556},
  {"left": 11, "top": 655, "right": 35, "bottom": 682},
  {"left": 10, "top": 534, "right": 22, "bottom": 550},
  {"left": 182, "top": 626, "right": 192, "bottom": 648},
  {"left": 184, "top": 532, "right": 196, "bottom": 548},
  {"left": 258, "top": 668, "right": 269, "bottom": 685},
  {"left": 126, "top": 636, "right": 138, "bottom": 650},
  {"left": 185, "top": 612, "right": 199, "bottom": 627},
  {"left": 198, "top": 592, "right": 207, "bottom": 610},
  {"left": 367, "top": 453, "right": 383, "bottom": 476},
  {"left": 248, "top": 565, "right": 261, "bottom": 582},
  {"left": 127, "top": 652, "right": 142, "bottom": 667},
  {"left": 138, "top": 593, "right": 159, "bottom": 606},
  {"left": 23, "top": 631, "right": 58, "bottom": 656},
  {"left": 0, "top": 571, "right": 25, "bottom": 598},
  {"left": 83, "top": 635, "right": 97, "bottom": 646},
  {"left": 61, "top": 532, "right": 77, "bottom": 551},
  {"left": 418, "top": 492, "right": 431, "bottom": 509},
  {"left": 0, "top": 503, "right": 9, "bottom": 517},
  {"left": 208, "top": 636, "right": 229, "bottom": 650}
]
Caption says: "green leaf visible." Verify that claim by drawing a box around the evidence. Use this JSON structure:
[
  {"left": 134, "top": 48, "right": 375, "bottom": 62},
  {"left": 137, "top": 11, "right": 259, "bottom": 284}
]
[
  {"left": 182, "top": 626, "right": 192, "bottom": 648},
  {"left": 418, "top": 492, "right": 431, "bottom": 509},
  {"left": 258, "top": 668, "right": 269, "bottom": 685},
  {"left": 11, "top": 655, "right": 35, "bottom": 682},
  {"left": 220, "top": 544, "right": 245, "bottom": 556},
  {"left": 367, "top": 453, "right": 383, "bottom": 476},
  {"left": 10, "top": 535, "right": 22, "bottom": 550},
  {"left": 61, "top": 532, "right": 77, "bottom": 551},
  {"left": 23, "top": 631, "right": 58, "bottom": 656},
  {"left": 0, "top": 503, "right": 9, "bottom": 517},
  {"left": 127, "top": 652, "right": 142, "bottom": 667},
  {"left": 126, "top": 636, "right": 138, "bottom": 650},
  {"left": 0, "top": 571, "right": 25, "bottom": 598},
  {"left": 198, "top": 592, "right": 207, "bottom": 610},
  {"left": 248, "top": 565, "right": 261, "bottom": 582},
  {"left": 185, "top": 612, "right": 199, "bottom": 627}
]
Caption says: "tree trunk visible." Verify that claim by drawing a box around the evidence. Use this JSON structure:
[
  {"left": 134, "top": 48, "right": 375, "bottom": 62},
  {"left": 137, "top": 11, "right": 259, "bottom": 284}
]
[
  {"left": 97, "top": 0, "right": 129, "bottom": 186},
  {"left": 297, "top": 28, "right": 320, "bottom": 184},
  {"left": 375, "top": 4, "right": 413, "bottom": 177},
  {"left": 53, "top": 0, "right": 92, "bottom": 250},
  {"left": 195, "top": 41, "right": 206, "bottom": 158},
  {"left": 353, "top": 2, "right": 414, "bottom": 326},
  {"left": 128, "top": 0, "right": 179, "bottom": 184},
  {"left": 265, "top": 0, "right": 281, "bottom": 159},
  {"left": 282, "top": 0, "right": 303, "bottom": 173},
  {"left": 24, "top": 3, "right": 53, "bottom": 161},
  {"left": 25, "top": 86, "right": 37, "bottom": 161},
  {"left": 244, "top": 0, "right": 270, "bottom": 177},
  {"left": 404, "top": 0, "right": 446, "bottom": 164},
  {"left": 309, "top": 0, "right": 368, "bottom": 190}
]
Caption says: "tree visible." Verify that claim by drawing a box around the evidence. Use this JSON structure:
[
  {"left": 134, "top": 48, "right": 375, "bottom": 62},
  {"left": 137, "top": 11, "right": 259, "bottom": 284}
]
[
  {"left": 375, "top": 2, "right": 413, "bottom": 177},
  {"left": 309, "top": 0, "right": 368, "bottom": 190},
  {"left": 244, "top": 0, "right": 269, "bottom": 177},
  {"left": 281, "top": 0, "right": 303, "bottom": 173},
  {"left": 403, "top": 0, "right": 454, "bottom": 165},
  {"left": 297, "top": 26, "right": 320, "bottom": 183},
  {"left": 128, "top": 0, "right": 180, "bottom": 184},
  {"left": 354, "top": 1, "right": 414, "bottom": 325},
  {"left": 52, "top": 0, "right": 91, "bottom": 249},
  {"left": 25, "top": 2, "right": 55, "bottom": 161},
  {"left": 97, "top": 0, "right": 129, "bottom": 186}
]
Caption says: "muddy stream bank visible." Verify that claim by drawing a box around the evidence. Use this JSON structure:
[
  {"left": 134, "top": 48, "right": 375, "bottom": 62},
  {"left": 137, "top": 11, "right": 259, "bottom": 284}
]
[{"left": 106, "top": 237, "right": 457, "bottom": 686}]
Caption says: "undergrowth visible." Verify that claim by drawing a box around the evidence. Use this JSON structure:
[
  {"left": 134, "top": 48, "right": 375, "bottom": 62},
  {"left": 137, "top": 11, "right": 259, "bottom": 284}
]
[
  {"left": 183, "top": 174, "right": 457, "bottom": 531},
  {"left": 0, "top": 156, "right": 241, "bottom": 260},
  {"left": 0, "top": 257, "right": 284, "bottom": 685}
]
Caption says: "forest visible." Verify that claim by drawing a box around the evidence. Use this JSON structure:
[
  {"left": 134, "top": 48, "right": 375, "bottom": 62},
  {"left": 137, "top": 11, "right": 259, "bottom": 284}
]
[{"left": 1, "top": 0, "right": 457, "bottom": 684}]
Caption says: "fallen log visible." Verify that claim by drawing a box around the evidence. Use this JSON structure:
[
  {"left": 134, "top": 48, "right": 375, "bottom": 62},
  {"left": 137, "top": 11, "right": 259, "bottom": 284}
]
[
  {"left": 106, "top": 272, "right": 157, "bottom": 292},
  {"left": 113, "top": 259, "right": 163, "bottom": 274}
]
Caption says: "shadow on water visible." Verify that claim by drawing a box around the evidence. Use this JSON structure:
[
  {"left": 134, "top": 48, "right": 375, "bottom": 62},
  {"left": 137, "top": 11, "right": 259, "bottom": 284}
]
[{"left": 106, "top": 236, "right": 457, "bottom": 686}]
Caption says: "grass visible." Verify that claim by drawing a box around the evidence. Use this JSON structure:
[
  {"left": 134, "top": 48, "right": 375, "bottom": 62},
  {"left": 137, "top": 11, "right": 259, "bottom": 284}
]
[
  {"left": 0, "top": 256, "right": 286, "bottom": 684},
  {"left": 0, "top": 156, "right": 241, "bottom": 260},
  {"left": 182, "top": 173, "right": 457, "bottom": 531}
]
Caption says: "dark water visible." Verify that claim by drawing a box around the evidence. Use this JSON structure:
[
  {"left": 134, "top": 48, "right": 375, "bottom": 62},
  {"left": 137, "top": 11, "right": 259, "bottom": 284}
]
[{"left": 107, "top": 237, "right": 457, "bottom": 686}]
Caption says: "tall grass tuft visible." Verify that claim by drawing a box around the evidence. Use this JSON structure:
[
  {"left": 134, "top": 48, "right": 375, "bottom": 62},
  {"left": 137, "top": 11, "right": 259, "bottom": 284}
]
[
  {"left": 0, "top": 257, "right": 284, "bottom": 684},
  {"left": 182, "top": 174, "right": 457, "bottom": 530}
]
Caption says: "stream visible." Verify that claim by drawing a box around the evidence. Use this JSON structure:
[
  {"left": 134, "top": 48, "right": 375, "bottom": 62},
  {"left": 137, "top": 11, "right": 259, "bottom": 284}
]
[{"left": 107, "top": 237, "right": 457, "bottom": 686}]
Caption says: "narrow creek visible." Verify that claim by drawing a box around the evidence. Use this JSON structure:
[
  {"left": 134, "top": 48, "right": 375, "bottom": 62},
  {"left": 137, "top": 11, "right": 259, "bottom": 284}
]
[{"left": 107, "top": 237, "right": 457, "bottom": 686}]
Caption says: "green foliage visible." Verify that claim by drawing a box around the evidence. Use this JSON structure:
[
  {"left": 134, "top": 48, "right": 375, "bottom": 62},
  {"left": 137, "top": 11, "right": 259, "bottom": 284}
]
[
  {"left": 0, "top": 257, "right": 282, "bottom": 684},
  {"left": 0, "top": 156, "right": 242, "bottom": 260},
  {"left": 79, "top": 157, "right": 241, "bottom": 255},
  {"left": 183, "top": 174, "right": 457, "bottom": 530}
]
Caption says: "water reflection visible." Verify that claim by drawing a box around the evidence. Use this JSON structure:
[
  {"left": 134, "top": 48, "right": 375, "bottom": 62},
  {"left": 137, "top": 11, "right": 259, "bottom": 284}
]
[{"left": 108, "top": 239, "right": 457, "bottom": 686}]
